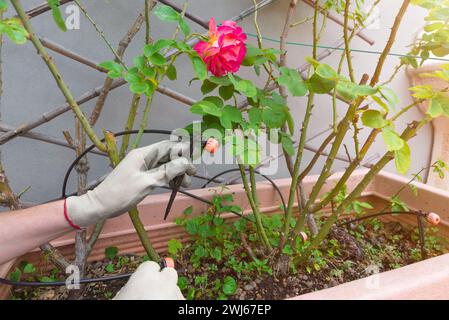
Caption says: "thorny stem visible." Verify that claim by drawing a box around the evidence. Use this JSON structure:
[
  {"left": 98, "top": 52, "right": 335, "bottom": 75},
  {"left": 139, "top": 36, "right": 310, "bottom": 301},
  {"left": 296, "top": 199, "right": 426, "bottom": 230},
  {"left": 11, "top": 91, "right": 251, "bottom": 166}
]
[
  {"left": 390, "top": 101, "right": 420, "bottom": 122},
  {"left": 119, "top": 94, "right": 142, "bottom": 159},
  {"left": 343, "top": 0, "right": 355, "bottom": 82},
  {"left": 145, "top": 0, "right": 157, "bottom": 45},
  {"left": 370, "top": 0, "right": 411, "bottom": 87},
  {"left": 11, "top": 0, "right": 106, "bottom": 153},
  {"left": 131, "top": 94, "right": 154, "bottom": 150},
  {"left": 239, "top": 165, "right": 271, "bottom": 250},
  {"left": 73, "top": 0, "right": 127, "bottom": 69}
]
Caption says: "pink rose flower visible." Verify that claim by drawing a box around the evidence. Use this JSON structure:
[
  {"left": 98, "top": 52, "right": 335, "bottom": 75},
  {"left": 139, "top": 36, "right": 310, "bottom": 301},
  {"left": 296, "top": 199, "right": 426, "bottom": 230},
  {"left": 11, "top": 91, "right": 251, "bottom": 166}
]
[{"left": 194, "top": 17, "right": 247, "bottom": 77}]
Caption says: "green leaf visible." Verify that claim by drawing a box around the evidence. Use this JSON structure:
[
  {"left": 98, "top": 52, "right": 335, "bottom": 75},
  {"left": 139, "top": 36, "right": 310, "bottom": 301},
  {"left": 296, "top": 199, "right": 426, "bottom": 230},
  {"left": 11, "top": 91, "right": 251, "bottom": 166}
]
[
  {"left": 105, "top": 263, "right": 115, "bottom": 273},
  {"left": 372, "top": 95, "right": 390, "bottom": 112},
  {"left": 209, "top": 76, "right": 232, "bottom": 86},
  {"left": 190, "top": 100, "right": 222, "bottom": 117},
  {"left": 219, "top": 85, "right": 234, "bottom": 100},
  {"left": 191, "top": 56, "right": 207, "bottom": 80},
  {"left": 178, "top": 18, "right": 190, "bottom": 37},
  {"left": 124, "top": 72, "right": 141, "bottom": 84},
  {"left": 223, "top": 276, "right": 237, "bottom": 295},
  {"left": 0, "top": 0, "right": 8, "bottom": 11},
  {"left": 105, "top": 246, "right": 119, "bottom": 260},
  {"left": 390, "top": 195, "right": 409, "bottom": 213},
  {"left": 39, "top": 276, "right": 56, "bottom": 283},
  {"left": 0, "top": 18, "right": 29, "bottom": 44},
  {"left": 316, "top": 63, "right": 338, "bottom": 79},
  {"left": 194, "top": 245, "right": 207, "bottom": 258},
  {"left": 149, "top": 53, "right": 166, "bottom": 66},
  {"left": 395, "top": 142, "right": 411, "bottom": 174},
  {"left": 141, "top": 66, "right": 156, "bottom": 78},
  {"left": 178, "top": 276, "right": 188, "bottom": 290},
  {"left": 166, "top": 64, "right": 177, "bottom": 80},
  {"left": 210, "top": 247, "right": 222, "bottom": 261},
  {"left": 434, "top": 93, "right": 449, "bottom": 117},
  {"left": 204, "top": 96, "right": 224, "bottom": 108},
  {"left": 380, "top": 87, "right": 400, "bottom": 109},
  {"left": 353, "top": 84, "right": 378, "bottom": 96},
  {"left": 282, "top": 245, "right": 294, "bottom": 255},
  {"left": 47, "top": 0, "right": 67, "bottom": 32},
  {"left": 130, "top": 81, "right": 150, "bottom": 94},
  {"left": 23, "top": 263, "right": 36, "bottom": 274},
  {"left": 337, "top": 81, "right": 378, "bottom": 101},
  {"left": 201, "top": 80, "right": 218, "bottom": 95},
  {"left": 167, "top": 239, "right": 183, "bottom": 255},
  {"left": 263, "top": 105, "right": 287, "bottom": 128},
  {"left": 248, "top": 107, "right": 263, "bottom": 126},
  {"left": 361, "top": 110, "right": 388, "bottom": 128},
  {"left": 281, "top": 133, "right": 295, "bottom": 156},
  {"left": 234, "top": 79, "right": 257, "bottom": 98},
  {"left": 154, "top": 4, "right": 179, "bottom": 22},
  {"left": 410, "top": 85, "right": 434, "bottom": 99},
  {"left": 427, "top": 96, "right": 445, "bottom": 118},
  {"left": 277, "top": 67, "right": 308, "bottom": 97},
  {"left": 220, "top": 105, "right": 243, "bottom": 129},
  {"left": 308, "top": 73, "right": 337, "bottom": 93},
  {"left": 144, "top": 39, "right": 174, "bottom": 57},
  {"left": 183, "top": 205, "right": 193, "bottom": 215},
  {"left": 9, "top": 268, "right": 21, "bottom": 282},
  {"left": 336, "top": 81, "right": 357, "bottom": 100},
  {"left": 133, "top": 55, "right": 146, "bottom": 70},
  {"left": 382, "top": 127, "right": 404, "bottom": 151},
  {"left": 99, "top": 60, "right": 124, "bottom": 79}
]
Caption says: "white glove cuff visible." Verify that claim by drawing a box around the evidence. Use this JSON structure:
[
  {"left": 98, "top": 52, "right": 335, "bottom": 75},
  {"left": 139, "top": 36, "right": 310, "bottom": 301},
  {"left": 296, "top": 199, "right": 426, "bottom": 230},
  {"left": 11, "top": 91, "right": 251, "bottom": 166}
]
[{"left": 65, "top": 192, "right": 104, "bottom": 228}]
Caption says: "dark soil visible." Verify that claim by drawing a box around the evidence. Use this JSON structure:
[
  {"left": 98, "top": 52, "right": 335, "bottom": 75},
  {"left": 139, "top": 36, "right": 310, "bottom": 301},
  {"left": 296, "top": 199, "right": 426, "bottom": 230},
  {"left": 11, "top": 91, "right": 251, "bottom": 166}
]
[{"left": 10, "top": 219, "right": 447, "bottom": 300}]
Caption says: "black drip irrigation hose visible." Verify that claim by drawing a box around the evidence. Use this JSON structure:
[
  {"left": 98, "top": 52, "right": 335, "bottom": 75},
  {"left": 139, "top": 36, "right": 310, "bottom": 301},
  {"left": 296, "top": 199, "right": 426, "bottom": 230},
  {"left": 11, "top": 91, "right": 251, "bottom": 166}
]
[{"left": 0, "top": 273, "right": 133, "bottom": 287}]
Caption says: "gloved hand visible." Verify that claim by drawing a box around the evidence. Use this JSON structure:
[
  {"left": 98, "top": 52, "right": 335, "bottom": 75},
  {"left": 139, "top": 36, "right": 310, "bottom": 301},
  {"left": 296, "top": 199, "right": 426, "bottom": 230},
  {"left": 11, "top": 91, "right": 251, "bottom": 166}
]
[
  {"left": 66, "top": 140, "right": 196, "bottom": 228},
  {"left": 113, "top": 261, "right": 184, "bottom": 300}
]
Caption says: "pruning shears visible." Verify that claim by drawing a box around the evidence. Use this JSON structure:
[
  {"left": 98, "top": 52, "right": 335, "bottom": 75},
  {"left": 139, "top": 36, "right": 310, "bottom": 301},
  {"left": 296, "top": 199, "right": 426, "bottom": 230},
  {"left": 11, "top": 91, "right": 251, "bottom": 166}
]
[{"left": 163, "top": 136, "right": 219, "bottom": 220}]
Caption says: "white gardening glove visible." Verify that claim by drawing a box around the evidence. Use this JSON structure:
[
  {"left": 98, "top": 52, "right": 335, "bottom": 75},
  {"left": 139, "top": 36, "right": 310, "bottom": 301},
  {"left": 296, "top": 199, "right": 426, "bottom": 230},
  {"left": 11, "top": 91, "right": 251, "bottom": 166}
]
[
  {"left": 66, "top": 140, "right": 196, "bottom": 228},
  {"left": 113, "top": 261, "right": 184, "bottom": 300}
]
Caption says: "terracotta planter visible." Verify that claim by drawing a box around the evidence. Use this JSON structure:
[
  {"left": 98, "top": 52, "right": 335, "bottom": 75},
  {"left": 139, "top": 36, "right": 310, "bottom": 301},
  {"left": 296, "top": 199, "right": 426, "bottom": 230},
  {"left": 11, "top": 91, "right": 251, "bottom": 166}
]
[{"left": 1, "top": 169, "right": 449, "bottom": 300}]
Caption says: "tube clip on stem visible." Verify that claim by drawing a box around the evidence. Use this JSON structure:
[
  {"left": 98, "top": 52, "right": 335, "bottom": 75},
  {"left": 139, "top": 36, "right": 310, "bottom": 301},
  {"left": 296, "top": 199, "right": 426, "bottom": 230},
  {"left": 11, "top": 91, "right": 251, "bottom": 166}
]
[{"left": 159, "top": 257, "right": 175, "bottom": 270}]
